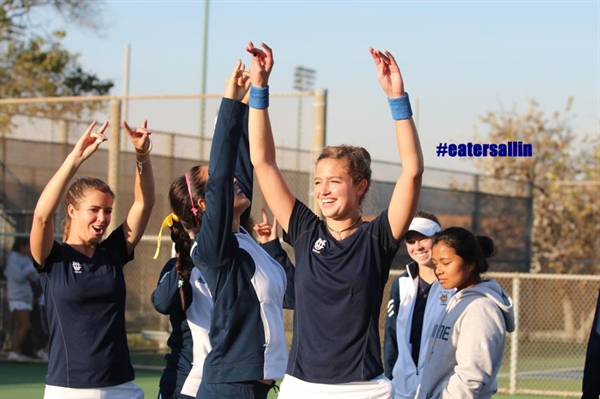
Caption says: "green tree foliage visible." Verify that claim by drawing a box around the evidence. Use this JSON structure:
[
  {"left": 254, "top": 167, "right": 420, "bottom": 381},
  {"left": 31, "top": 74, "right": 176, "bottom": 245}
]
[
  {"left": 0, "top": 0, "right": 113, "bottom": 131},
  {"left": 476, "top": 99, "right": 599, "bottom": 274}
]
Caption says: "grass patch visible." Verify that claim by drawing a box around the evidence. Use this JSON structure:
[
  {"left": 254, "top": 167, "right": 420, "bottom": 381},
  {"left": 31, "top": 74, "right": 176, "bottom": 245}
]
[{"left": 0, "top": 359, "right": 581, "bottom": 399}]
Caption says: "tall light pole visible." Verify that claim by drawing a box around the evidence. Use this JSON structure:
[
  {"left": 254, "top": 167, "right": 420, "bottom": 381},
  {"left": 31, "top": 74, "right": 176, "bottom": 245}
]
[
  {"left": 293, "top": 66, "right": 316, "bottom": 170},
  {"left": 199, "top": 0, "right": 210, "bottom": 160},
  {"left": 121, "top": 43, "right": 131, "bottom": 151}
]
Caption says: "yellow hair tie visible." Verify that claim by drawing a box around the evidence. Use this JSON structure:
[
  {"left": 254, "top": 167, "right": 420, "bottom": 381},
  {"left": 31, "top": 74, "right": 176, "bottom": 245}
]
[{"left": 153, "top": 213, "right": 180, "bottom": 259}]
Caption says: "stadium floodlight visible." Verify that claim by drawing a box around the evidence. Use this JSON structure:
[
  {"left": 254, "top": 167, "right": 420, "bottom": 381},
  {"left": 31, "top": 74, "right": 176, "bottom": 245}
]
[
  {"left": 293, "top": 66, "right": 316, "bottom": 91},
  {"left": 293, "top": 66, "right": 317, "bottom": 169},
  {"left": 199, "top": 0, "right": 210, "bottom": 160}
]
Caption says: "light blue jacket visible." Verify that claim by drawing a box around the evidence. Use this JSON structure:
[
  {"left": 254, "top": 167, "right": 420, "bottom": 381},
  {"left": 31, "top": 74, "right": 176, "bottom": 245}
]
[
  {"left": 384, "top": 263, "right": 455, "bottom": 399},
  {"left": 4, "top": 251, "right": 37, "bottom": 304},
  {"left": 417, "top": 279, "right": 515, "bottom": 399}
]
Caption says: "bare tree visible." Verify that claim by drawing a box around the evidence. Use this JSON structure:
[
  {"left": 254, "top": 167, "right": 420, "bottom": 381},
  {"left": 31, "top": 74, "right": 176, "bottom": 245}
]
[
  {"left": 476, "top": 99, "right": 599, "bottom": 274},
  {"left": 1, "top": 0, "right": 113, "bottom": 131}
]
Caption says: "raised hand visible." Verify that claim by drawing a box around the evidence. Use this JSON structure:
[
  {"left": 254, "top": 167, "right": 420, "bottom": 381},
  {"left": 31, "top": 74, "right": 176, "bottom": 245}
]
[
  {"left": 246, "top": 41, "right": 274, "bottom": 88},
  {"left": 122, "top": 119, "right": 152, "bottom": 153},
  {"left": 224, "top": 59, "right": 251, "bottom": 102},
  {"left": 253, "top": 208, "right": 278, "bottom": 244},
  {"left": 72, "top": 121, "right": 108, "bottom": 165},
  {"left": 369, "top": 48, "right": 405, "bottom": 98}
]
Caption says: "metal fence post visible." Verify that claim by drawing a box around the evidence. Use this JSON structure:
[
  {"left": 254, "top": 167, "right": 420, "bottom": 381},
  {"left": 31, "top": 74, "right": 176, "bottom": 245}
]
[
  {"left": 472, "top": 174, "right": 480, "bottom": 233},
  {"left": 58, "top": 119, "right": 68, "bottom": 144},
  {"left": 509, "top": 274, "right": 520, "bottom": 394},
  {"left": 57, "top": 119, "right": 69, "bottom": 232},
  {"left": 310, "top": 89, "right": 327, "bottom": 216},
  {"left": 525, "top": 180, "right": 534, "bottom": 272},
  {"left": 166, "top": 133, "right": 175, "bottom": 189},
  {"left": 108, "top": 100, "right": 121, "bottom": 234}
]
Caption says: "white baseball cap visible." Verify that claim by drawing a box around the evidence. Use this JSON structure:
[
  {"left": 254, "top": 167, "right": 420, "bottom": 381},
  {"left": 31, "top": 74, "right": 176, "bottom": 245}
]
[{"left": 406, "top": 217, "right": 441, "bottom": 238}]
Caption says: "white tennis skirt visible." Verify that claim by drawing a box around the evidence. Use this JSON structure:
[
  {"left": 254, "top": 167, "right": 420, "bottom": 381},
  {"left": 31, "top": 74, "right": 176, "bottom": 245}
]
[
  {"left": 277, "top": 374, "right": 394, "bottom": 399},
  {"left": 44, "top": 381, "right": 144, "bottom": 399}
]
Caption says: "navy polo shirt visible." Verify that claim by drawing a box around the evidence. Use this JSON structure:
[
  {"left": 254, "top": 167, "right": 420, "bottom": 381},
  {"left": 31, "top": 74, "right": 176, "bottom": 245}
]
[
  {"left": 36, "top": 225, "right": 135, "bottom": 388},
  {"left": 151, "top": 258, "right": 194, "bottom": 396},
  {"left": 286, "top": 200, "right": 399, "bottom": 383}
]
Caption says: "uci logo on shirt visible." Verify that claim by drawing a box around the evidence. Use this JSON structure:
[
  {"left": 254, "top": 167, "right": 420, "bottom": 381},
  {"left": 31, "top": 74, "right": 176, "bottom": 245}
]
[
  {"left": 312, "top": 238, "right": 327, "bottom": 254},
  {"left": 72, "top": 261, "right": 82, "bottom": 274}
]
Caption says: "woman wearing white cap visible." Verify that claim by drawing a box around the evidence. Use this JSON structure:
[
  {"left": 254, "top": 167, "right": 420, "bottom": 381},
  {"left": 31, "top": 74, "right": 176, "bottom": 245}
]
[{"left": 383, "top": 211, "right": 455, "bottom": 399}]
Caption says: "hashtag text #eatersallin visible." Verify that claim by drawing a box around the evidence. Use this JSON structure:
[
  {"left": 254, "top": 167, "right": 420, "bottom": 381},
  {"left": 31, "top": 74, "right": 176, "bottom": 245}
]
[{"left": 436, "top": 141, "right": 533, "bottom": 157}]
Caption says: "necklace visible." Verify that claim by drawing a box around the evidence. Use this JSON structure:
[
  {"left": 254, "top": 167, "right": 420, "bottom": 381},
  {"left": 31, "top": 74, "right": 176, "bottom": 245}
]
[{"left": 326, "top": 217, "right": 362, "bottom": 240}]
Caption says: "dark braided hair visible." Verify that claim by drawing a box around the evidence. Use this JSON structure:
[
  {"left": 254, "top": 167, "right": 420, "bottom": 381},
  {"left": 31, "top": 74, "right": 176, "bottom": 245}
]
[
  {"left": 169, "top": 220, "right": 193, "bottom": 310},
  {"left": 168, "top": 165, "right": 208, "bottom": 310}
]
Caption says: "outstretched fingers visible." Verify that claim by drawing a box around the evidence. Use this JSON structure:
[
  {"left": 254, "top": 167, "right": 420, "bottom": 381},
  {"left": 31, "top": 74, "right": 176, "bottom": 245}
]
[
  {"left": 231, "top": 59, "right": 244, "bottom": 78},
  {"left": 122, "top": 120, "right": 134, "bottom": 135},
  {"left": 122, "top": 120, "right": 152, "bottom": 152},
  {"left": 260, "top": 42, "right": 274, "bottom": 71},
  {"left": 370, "top": 48, "right": 390, "bottom": 64},
  {"left": 74, "top": 121, "right": 108, "bottom": 161},
  {"left": 369, "top": 47, "right": 380, "bottom": 65},
  {"left": 246, "top": 42, "right": 272, "bottom": 67},
  {"left": 246, "top": 41, "right": 266, "bottom": 57},
  {"left": 84, "top": 121, "right": 97, "bottom": 137},
  {"left": 246, "top": 41, "right": 273, "bottom": 87},
  {"left": 370, "top": 46, "right": 405, "bottom": 97},
  {"left": 225, "top": 59, "right": 251, "bottom": 101},
  {"left": 234, "top": 64, "right": 251, "bottom": 88},
  {"left": 369, "top": 48, "right": 388, "bottom": 80},
  {"left": 94, "top": 121, "right": 109, "bottom": 144},
  {"left": 122, "top": 120, "right": 150, "bottom": 136},
  {"left": 82, "top": 121, "right": 108, "bottom": 147}
]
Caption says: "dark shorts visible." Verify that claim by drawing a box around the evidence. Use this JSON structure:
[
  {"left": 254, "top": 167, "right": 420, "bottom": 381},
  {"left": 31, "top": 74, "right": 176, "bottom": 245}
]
[{"left": 197, "top": 380, "right": 277, "bottom": 399}]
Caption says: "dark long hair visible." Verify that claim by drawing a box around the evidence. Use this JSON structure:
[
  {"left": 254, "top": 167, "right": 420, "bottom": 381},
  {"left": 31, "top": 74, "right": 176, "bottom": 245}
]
[
  {"left": 433, "top": 226, "right": 496, "bottom": 275},
  {"left": 12, "top": 237, "right": 30, "bottom": 252},
  {"left": 168, "top": 165, "right": 208, "bottom": 310}
]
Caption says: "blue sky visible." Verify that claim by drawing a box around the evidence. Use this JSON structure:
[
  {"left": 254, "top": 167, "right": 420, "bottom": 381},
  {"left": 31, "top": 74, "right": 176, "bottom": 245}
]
[{"left": 55, "top": 0, "right": 598, "bottom": 173}]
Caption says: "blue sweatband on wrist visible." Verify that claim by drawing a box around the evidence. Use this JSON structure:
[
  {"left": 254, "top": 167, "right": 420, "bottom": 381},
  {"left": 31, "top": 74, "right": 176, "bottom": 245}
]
[
  {"left": 249, "top": 85, "right": 269, "bottom": 109},
  {"left": 388, "top": 92, "right": 413, "bottom": 120}
]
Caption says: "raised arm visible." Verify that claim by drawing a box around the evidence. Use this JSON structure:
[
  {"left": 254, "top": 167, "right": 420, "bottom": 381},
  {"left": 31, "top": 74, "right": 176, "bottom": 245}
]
[
  {"left": 236, "top": 82, "right": 253, "bottom": 229},
  {"left": 193, "top": 60, "right": 249, "bottom": 268},
  {"left": 30, "top": 121, "right": 108, "bottom": 265},
  {"left": 121, "top": 120, "right": 156, "bottom": 255},
  {"left": 370, "top": 48, "right": 424, "bottom": 241},
  {"left": 246, "top": 41, "right": 296, "bottom": 232}
]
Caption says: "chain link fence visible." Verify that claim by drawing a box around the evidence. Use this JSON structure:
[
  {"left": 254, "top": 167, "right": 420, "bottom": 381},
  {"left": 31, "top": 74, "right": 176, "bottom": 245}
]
[
  {"left": 380, "top": 271, "right": 599, "bottom": 397},
  {"left": 1, "top": 94, "right": 595, "bottom": 396}
]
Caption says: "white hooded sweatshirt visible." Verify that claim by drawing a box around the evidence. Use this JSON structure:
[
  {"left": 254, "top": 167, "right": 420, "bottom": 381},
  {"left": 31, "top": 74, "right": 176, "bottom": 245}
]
[{"left": 416, "top": 279, "right": 515, "bottom": 399}]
